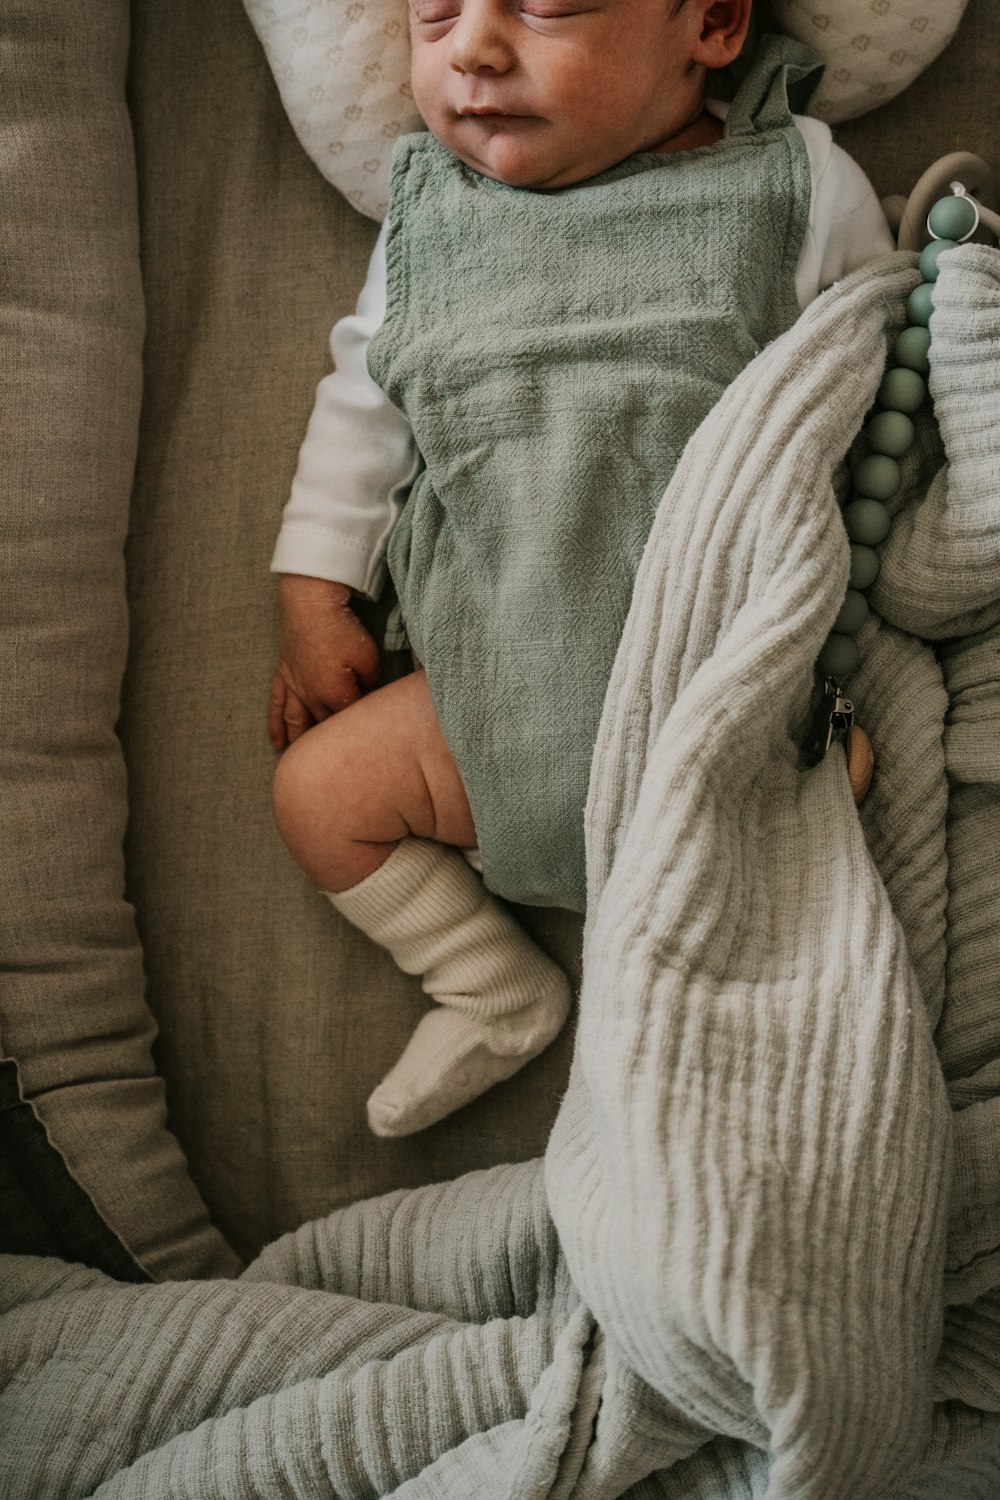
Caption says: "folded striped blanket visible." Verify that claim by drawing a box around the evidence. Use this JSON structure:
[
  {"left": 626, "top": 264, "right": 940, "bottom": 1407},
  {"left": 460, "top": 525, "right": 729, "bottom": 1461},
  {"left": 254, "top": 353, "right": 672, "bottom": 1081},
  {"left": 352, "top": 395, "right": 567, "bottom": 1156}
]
[{"left": 2, "top": 248, "right": 999, "bottom": 1499}]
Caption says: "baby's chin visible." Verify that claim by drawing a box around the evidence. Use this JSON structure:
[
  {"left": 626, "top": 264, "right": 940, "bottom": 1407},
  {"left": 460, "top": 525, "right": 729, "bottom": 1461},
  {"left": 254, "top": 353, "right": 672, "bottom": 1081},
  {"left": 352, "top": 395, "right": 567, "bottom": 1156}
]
[{"left": 437, "top": 120, "right": 599, "bottom": 192}]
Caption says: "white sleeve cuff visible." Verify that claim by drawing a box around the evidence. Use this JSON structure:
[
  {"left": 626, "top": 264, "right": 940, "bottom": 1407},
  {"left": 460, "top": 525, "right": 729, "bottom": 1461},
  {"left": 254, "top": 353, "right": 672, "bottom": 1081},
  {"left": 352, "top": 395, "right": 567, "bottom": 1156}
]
[
  {"left": 272, "top": 222, "right": 413, "bottom": 603},
  {"left": 270, "top": 524, "right": 388, "bottom": 601}
]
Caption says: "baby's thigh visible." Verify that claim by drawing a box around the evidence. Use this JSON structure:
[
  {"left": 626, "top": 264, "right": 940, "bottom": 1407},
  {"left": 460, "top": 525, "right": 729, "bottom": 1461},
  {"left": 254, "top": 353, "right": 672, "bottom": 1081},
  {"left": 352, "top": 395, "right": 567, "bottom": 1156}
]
[{"left": 289, "top": 668, "right": 476, "bottom": 848}]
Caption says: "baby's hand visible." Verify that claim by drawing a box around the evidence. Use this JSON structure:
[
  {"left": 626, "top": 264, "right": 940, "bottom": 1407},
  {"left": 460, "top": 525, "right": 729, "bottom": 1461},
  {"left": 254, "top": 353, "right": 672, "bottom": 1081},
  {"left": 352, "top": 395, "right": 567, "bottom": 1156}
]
[{"left": 268, "top": 573, "right": 381, "bottom": 749}]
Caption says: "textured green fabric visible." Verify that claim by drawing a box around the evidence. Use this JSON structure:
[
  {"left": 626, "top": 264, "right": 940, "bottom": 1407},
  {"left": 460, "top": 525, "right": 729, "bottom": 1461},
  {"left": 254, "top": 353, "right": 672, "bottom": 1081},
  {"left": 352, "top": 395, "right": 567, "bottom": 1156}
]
[
  {"left": 368, "top": 36, "right": 815, "bottom": 911},
  {"left": 4, "top": 248, "right": 1000, "bottom": 1497}
]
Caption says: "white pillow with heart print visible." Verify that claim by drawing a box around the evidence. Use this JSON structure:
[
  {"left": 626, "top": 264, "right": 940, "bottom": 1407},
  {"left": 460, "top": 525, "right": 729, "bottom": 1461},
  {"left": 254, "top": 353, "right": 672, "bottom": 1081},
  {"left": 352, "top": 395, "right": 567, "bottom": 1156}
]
[
  {"left": 770, "top": 0, "right": 970, "bottom": 122},
  {"left": 243, "top": 0, "right": 422, "bottom": 222},
  {"left": 242, "top": 0, "right": 970, "bottom": 221}
]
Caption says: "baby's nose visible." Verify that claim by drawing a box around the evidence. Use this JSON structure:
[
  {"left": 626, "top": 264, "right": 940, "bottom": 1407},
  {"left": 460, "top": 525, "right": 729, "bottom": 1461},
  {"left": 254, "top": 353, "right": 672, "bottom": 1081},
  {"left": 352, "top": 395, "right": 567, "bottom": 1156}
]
[{"left": 448, "top": 0, "right": 515, "bottom": 74}]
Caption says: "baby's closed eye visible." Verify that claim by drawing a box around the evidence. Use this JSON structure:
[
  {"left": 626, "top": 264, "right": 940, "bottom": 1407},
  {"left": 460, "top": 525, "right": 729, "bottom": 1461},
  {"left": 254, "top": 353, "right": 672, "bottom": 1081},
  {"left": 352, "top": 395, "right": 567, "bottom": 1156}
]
[
  {"left": 410, "top": 0, "right": 461, "bottom": 25},
  {"left": 410, "top": 0, "right": 602, "bottom": 23}
]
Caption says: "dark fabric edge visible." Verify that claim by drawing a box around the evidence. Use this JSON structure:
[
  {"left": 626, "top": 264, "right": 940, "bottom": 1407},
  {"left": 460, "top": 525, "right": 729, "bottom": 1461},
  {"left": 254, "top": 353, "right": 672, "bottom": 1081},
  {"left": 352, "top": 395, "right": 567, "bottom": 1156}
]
[{"left": 0, "top": 1057, "right": 150, "bottom": 1283}]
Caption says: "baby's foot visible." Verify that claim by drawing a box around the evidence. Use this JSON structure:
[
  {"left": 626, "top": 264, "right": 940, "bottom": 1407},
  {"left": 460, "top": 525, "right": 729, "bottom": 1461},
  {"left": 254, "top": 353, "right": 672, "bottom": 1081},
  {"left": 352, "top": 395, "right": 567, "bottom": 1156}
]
[{"left": 367, "top": 980, "right": 571, "bottom": 1138}]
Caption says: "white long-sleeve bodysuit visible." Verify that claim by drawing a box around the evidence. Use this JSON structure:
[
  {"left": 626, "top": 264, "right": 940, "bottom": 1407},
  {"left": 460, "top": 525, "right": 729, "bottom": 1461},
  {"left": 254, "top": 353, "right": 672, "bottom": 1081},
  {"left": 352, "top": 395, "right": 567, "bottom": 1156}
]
[{"left": 271, "top": 106, "right": 895, "bottom": 596}]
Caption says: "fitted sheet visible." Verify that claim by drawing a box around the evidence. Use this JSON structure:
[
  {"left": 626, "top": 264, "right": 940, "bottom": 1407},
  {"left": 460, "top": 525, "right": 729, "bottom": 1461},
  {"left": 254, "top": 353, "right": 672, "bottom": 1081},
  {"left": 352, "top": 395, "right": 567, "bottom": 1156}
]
[{"left": 120, "top": 0, "right": 998, "bottom": 1257}]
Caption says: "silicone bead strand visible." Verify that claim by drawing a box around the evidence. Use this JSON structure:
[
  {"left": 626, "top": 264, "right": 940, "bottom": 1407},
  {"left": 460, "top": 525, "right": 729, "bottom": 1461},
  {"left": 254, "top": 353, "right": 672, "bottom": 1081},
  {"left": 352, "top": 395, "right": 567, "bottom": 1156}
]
[{"left": 814, "top": 194, "right": 964, "bottom": 681}]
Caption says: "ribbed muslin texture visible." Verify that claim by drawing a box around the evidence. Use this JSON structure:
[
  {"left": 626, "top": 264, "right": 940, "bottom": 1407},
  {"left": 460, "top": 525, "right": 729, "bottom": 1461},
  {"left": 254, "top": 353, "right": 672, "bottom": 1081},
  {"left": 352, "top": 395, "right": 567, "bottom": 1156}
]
[
  {"left": 546, "top": 247, "right": 1000, "bottom": 1497},
  {"left": 3, "top": 252, "right": 1000, "bottom": 1498}
]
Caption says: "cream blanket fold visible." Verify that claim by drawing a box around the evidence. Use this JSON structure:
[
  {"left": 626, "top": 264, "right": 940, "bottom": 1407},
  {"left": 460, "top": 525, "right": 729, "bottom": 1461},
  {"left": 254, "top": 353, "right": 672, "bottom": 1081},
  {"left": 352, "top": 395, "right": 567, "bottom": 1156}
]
[
  {"left": 545, "top": 245, "right": 1000, "bottom": 1494},
  {"left": 2, "top": 248, "right": 999, "bottom": 1499}
]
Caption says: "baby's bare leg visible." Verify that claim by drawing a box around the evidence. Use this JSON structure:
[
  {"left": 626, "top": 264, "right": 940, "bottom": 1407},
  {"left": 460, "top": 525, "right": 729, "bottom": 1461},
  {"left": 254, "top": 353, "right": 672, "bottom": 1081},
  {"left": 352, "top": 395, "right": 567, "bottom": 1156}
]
[
  {"left": 271, "top": 667, "right": 477, "bottom": 893},
  {"left": 271, "top": 669, "right": 571, "bottom": 1139}
]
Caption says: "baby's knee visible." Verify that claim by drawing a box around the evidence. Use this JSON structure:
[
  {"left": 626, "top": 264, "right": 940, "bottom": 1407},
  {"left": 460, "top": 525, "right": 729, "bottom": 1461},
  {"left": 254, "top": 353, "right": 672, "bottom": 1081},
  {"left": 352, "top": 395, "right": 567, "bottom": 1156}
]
[{"left": 271, "top": 720, "right": 348, "bottom": 863}]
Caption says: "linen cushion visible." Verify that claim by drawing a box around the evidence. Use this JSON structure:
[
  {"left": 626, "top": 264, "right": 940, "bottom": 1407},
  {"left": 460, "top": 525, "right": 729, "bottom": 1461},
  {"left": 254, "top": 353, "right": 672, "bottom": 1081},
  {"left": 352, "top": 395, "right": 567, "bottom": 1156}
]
[
  {"left": 122, "top": 0, "right": 576, "bottom": 1263},
  {"left": 0, "top": 0, "right": 239, "bottom": 1280}
]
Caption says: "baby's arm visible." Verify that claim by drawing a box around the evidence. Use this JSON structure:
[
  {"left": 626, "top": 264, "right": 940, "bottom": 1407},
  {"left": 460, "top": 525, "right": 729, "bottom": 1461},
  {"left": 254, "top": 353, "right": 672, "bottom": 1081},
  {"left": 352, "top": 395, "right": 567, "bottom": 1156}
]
[
  {"left": 269, "top": 224, "right": 417, "bottom": 747},
  {"left": 793, "top": 118, "right": 896, "bottom": 307}
]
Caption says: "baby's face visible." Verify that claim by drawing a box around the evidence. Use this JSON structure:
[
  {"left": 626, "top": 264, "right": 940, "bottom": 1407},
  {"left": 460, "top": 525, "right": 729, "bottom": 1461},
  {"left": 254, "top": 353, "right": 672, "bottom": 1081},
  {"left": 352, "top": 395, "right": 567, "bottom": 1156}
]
[{"left": 408, "top": 0, "right": 716, "bottom": 189}]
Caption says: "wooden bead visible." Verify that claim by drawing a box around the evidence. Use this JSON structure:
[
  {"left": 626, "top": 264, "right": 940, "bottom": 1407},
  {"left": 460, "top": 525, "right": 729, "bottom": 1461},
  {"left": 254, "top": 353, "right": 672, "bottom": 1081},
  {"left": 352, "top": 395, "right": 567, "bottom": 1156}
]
[{"left": 847, "top": 724, "right": 874, "bottom": 805}]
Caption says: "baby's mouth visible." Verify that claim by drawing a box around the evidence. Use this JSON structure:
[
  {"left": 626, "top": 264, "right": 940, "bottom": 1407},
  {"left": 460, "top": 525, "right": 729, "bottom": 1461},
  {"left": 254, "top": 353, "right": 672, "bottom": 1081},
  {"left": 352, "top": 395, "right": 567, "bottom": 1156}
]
[{"left": 456, "top": 109, "right": 538, "bottom": 128}]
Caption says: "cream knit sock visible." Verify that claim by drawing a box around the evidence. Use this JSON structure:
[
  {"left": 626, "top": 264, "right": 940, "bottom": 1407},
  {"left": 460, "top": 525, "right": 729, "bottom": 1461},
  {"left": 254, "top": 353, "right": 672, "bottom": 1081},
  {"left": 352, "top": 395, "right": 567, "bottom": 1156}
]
[{"left": 325, "top": 836, "right": 572, "bottom": 1138}]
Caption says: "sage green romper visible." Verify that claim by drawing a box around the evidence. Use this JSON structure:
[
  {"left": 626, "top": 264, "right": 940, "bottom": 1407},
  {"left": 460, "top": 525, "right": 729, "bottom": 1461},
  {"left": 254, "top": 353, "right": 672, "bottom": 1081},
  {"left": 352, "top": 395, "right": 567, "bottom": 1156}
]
[{"left": 368, "top": 37, "right": 817, "bottom": 912}]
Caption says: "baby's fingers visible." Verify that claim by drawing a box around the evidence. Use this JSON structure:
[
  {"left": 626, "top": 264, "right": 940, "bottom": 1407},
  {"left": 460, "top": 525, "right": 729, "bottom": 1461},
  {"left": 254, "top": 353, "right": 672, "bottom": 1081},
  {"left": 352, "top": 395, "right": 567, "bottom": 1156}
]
[
  {"left": 283, "top": 686, "right": 315, "bottom": 744},
  {"left": 348, "top": 625, "right": 382, "bottom": 692},
  {"left": 268, "top": 673, "right": 290, "bottom": 749}
]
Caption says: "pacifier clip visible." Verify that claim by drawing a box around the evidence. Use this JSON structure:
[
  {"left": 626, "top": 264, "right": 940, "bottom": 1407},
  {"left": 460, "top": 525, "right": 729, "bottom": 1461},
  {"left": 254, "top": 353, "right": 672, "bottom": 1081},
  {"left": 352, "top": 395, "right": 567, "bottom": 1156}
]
[{"left": 808, "top": 167, "right": 998, "bottom": 806}]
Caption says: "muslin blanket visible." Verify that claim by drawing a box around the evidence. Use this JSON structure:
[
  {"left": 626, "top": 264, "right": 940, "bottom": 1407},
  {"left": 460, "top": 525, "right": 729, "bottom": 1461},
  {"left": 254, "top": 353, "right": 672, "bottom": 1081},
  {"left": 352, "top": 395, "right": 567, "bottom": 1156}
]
[{"left": 3, "top": 247, "right": 999, "bottom": 1499}]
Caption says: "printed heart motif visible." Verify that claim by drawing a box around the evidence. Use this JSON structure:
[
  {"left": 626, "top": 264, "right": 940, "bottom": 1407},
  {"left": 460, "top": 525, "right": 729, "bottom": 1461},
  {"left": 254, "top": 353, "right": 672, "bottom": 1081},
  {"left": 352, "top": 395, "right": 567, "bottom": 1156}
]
[
  {"left": 870, "top": 0, "right": 889, "bottom": 14},
  {"left": 382, "top": 118, "right": 401, "bottom": 138},
  {"left": 399, "top": 80, "right": 414, "bottom": 99},
  {"left": 346, "top": 2, "right": 365, "bottom": 19},
  {"left": 345, "top": 103, "right": 363, "bottom": 122},
  {"left": 363, "top": 159, "right": 379, "bottom": 174},
  {"left": 811, "top": 13, "right": 830, "bottom": 30},
  {"left": 327, "top": 140, "right": 345, "bottom": 156},
  {"left": 364, "top": 61, "right": 382, "bottom": 82},
  {"left": 326, "top": 45, "right": 343, "bottom": 62},
  {"left": 296, "top": 118, "right": 313, "bottom": 138},
  {"left": 851, "top": 32, "right": 870, "bottom": 50},
  {"left": 832, "top": 67, "right": 851, "bottom": 83},
  {"left": 384, "top": 19, "right": 401, "bottom": 38},
  {"left": 280, "top": 64, "right": 294, "bottom": 83},
  {"left": 889, "top": 48, "right": 907, "bottom": 66},
  {"left": 293, "top": 26, "right": 307, "bottom": 45},
  {"left": 309, "top": 85, "right": 324, "bottom": 103},
  {"left": 910, "top": 15, "right": 928, "bottom": 31}
]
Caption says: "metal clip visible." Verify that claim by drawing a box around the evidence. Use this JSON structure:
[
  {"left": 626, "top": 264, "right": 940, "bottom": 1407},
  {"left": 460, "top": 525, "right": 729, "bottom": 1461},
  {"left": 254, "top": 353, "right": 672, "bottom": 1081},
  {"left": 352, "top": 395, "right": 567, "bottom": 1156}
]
[
  {"left": 825, "top": 679, "right": 855, "bottom": 755},
  {"left": 948, "top": 181, "right": 1000, "bottom": 241},
  {"left": 805, "top": 674, "right": 855, "bottom": 765}
]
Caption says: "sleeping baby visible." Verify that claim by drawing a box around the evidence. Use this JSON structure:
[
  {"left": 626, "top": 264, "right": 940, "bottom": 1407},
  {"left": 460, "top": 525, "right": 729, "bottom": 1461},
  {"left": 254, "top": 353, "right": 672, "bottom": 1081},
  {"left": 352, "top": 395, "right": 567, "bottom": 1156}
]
[{"left": 267, "top": 0, "right": 894, "bottom": 1137}]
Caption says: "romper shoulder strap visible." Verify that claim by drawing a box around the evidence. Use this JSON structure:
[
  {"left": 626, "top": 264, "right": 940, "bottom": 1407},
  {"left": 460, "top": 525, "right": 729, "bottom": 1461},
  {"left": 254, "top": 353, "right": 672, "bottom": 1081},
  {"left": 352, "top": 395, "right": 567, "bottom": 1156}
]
[{"left": 724, "top": 32, "right": 825, "bottom": 138}]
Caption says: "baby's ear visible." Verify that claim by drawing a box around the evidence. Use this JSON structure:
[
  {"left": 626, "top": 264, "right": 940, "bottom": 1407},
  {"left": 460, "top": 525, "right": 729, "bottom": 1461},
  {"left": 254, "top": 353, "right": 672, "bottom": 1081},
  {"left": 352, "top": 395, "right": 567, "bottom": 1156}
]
[{"left": 693, "top": 0, "right": 754, "bottom": 72}]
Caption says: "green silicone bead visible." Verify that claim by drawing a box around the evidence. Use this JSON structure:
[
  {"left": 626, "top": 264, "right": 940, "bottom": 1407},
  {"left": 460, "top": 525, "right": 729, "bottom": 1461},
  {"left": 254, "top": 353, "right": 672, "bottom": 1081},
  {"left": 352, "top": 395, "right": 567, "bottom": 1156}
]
[
  {"left": 877, "top": 365, "right": 926, "bottom": 414},
  {"left": 894, "top": 325, "right": 931, "bottom": 376},
  {"left": 849, "top": 543, "right": 880, "bottom": 589},
  {"left": 854, "top": 453, "right": 901, "bottom": 501},
  {"left": 834, "top": 589, "right": 870, "bottom": 636},
  {"left": 818, "top": 632, "right": 860, "bottom": 680},
  {"left": 928, "top": 195, "right": 977, "bottom": 241},
  {"left": 906, "top": 282, "right": 935, "bottom": 327},
  {"left": 919, "top": 238, "right": 957, "bottom": 281},
  {"left": 866, "top": 409, "right": 914, "bottom": 458},
  {"left": 844, "top": 498, "right": 891, "bottom": 546}
]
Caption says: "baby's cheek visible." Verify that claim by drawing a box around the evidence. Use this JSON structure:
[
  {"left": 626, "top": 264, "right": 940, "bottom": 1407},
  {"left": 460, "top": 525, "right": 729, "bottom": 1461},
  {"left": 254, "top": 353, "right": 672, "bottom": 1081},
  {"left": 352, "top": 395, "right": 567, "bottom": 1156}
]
[{"left": 408, "top": 51, "right": 444, "bottom": 127}]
